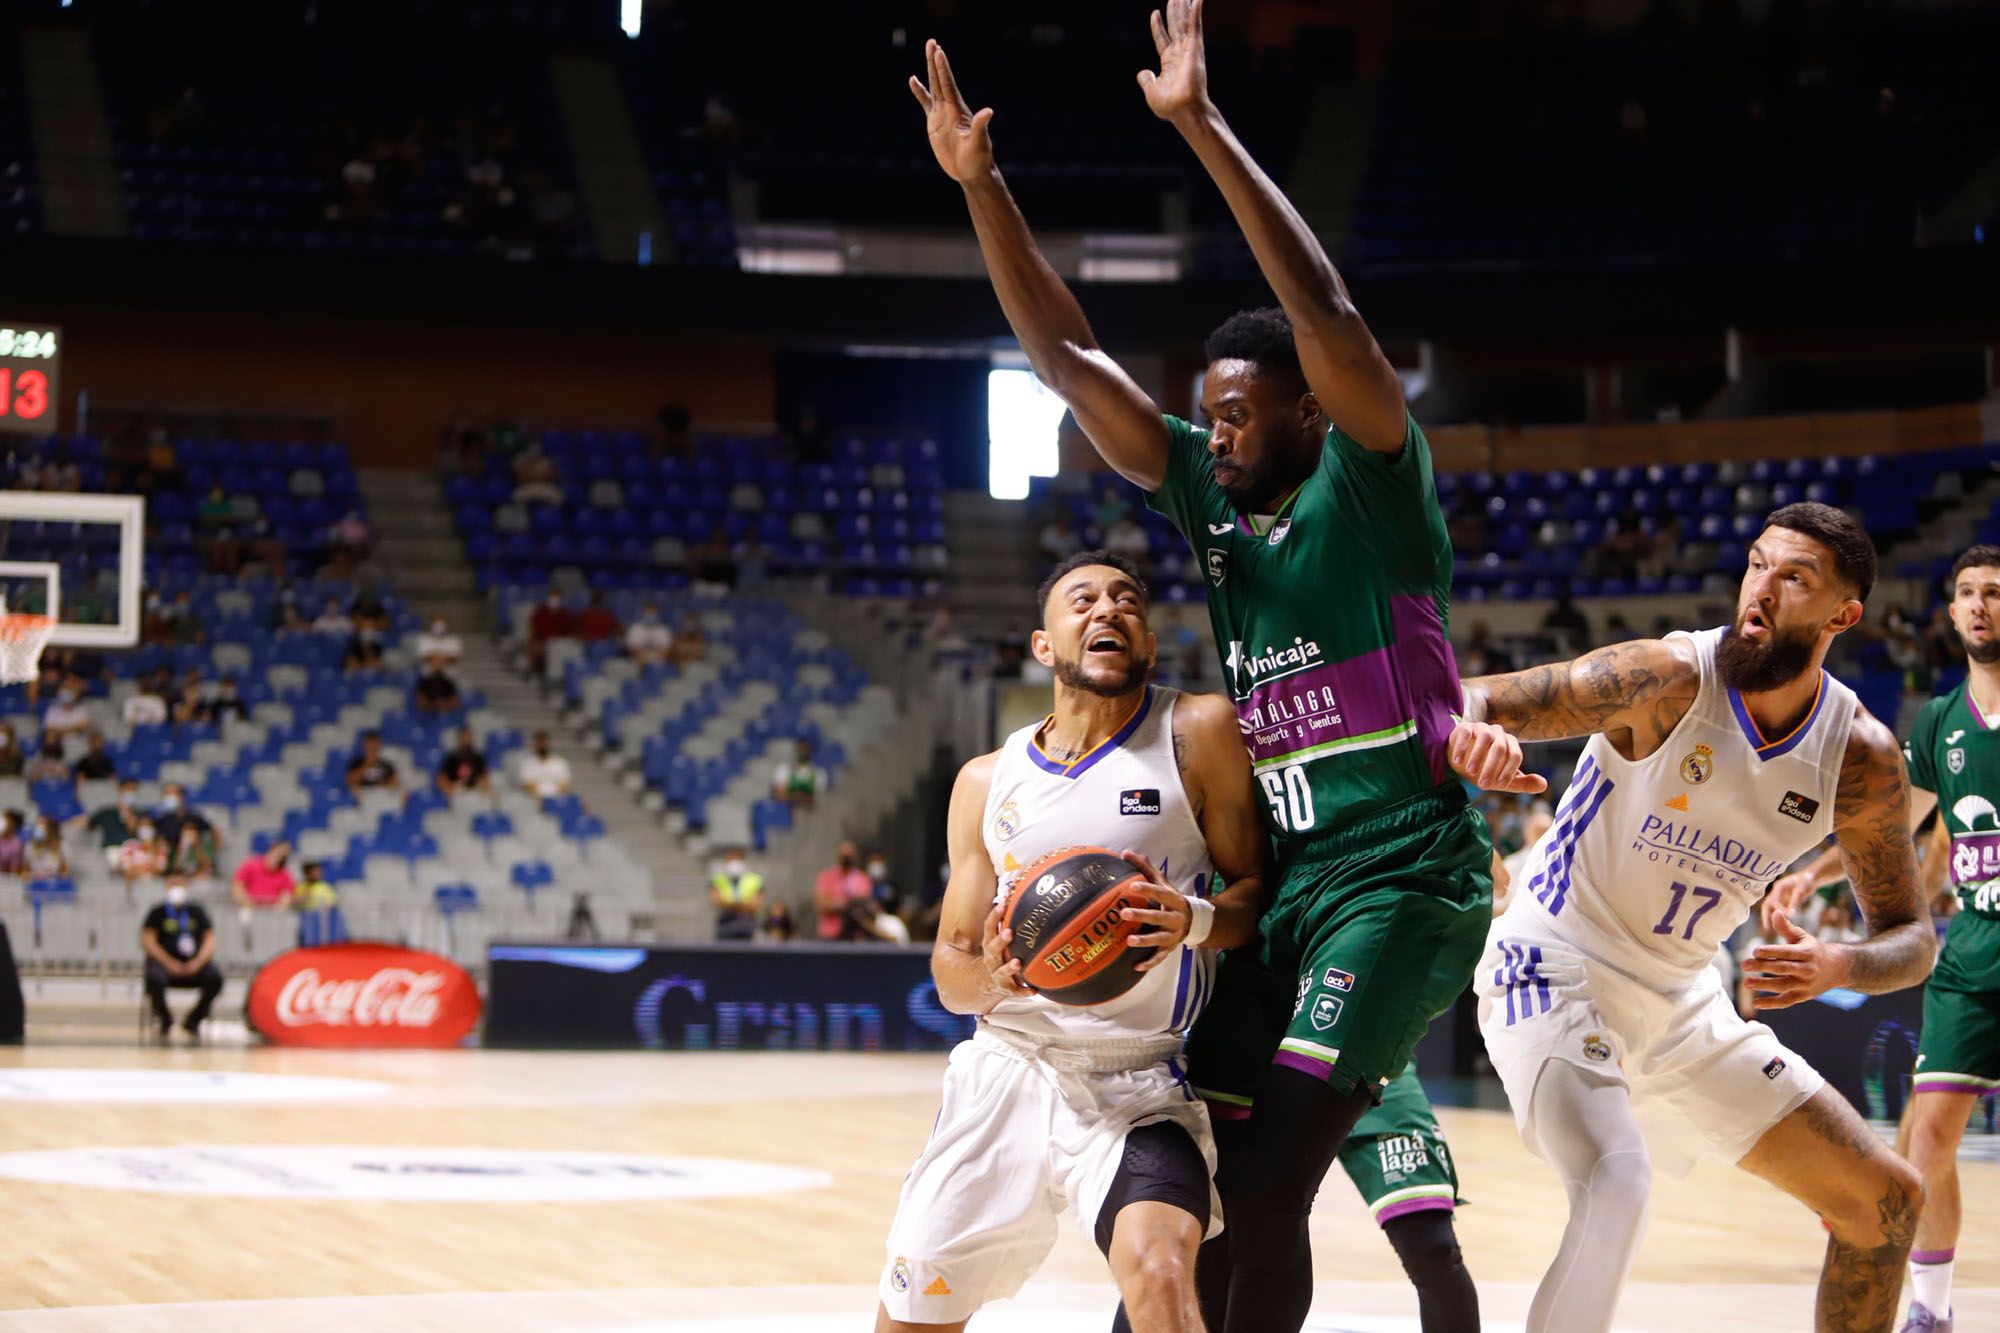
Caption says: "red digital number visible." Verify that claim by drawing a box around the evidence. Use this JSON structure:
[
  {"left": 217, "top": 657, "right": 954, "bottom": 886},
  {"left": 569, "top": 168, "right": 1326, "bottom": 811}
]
[{"left": 14, "top": 370, "right": 46, "bottom": 420}]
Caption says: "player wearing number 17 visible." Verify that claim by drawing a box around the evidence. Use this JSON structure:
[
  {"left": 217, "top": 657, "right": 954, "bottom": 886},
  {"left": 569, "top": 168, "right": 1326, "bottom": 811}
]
[
  {"left": 1452, "top": 503, "right": 1934, "bottom": 1333},
  {"left": 910, "top": 5, "right": 1532, "bottom": 1329}
]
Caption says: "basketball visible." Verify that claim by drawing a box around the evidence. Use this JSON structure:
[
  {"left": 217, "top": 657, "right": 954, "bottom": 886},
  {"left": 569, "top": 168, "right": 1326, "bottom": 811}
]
[{"left": 1001, "top": 846, "right": 1156, "bottom": 1006}]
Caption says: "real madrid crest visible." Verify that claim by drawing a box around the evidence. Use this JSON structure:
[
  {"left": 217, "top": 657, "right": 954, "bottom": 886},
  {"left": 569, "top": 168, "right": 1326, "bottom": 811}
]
[
  {"left": 1680, "top": 743, "right": 1713, "bottom": 785},
  {"left": 1582, "top": 1032, "right": 1612, "bottom": 1063},
  {"left": 991, "top": 800, "right": 1020, "bottom": 843}
]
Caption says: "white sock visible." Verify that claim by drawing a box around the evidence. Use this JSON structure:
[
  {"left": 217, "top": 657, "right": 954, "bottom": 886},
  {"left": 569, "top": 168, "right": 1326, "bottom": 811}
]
[{"left": 1910, "top": 1255, "right": 1954, "bottom": 1316}]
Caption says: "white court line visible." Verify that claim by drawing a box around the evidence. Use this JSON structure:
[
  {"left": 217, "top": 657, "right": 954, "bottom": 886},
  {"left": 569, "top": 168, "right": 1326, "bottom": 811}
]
[{"left": 3, "top": 1282, "right": 1994, "bottom": 1332}]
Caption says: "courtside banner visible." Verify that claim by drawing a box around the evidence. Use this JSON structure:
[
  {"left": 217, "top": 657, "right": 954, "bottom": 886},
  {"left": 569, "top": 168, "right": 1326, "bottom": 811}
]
[
  {"left": 247, "top": 944, "right": 482, "bottom": 1048},
  {"left": 484, "top": 940, "right": 975, "bottom": 1051}
]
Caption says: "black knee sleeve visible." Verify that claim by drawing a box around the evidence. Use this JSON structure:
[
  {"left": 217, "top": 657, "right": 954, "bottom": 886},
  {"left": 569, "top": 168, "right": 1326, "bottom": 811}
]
[
  {"left": 1094, "top": 1120, "right": 1210, "bottom": 1254},
  {"left": 1383, "top": 1209, "right": 1479, "bottom": 1333}
]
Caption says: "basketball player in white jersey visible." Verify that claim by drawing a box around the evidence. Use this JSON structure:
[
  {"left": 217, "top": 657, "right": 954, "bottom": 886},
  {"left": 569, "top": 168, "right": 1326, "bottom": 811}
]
[
  {"left": 1447, "top": 502, "right": 1936, "bottom": 1333},
  {"left": 877, "top": 550, "right": 1272, "bottom": 1332}
]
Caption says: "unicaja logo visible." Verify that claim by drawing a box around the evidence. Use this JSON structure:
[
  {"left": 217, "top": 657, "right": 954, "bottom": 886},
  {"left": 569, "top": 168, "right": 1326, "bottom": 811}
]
[{"left": 275, "top": 967, "right": 446, "bottom": 1028}]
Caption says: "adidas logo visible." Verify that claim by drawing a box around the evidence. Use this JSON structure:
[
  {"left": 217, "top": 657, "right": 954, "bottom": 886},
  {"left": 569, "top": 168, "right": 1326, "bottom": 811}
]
[
  {"left": 1665, "top": 794, "right": 1689, "bottom": 812},
  {"left": 923, "top": 1276, "right": 952, "bottom": 1296}
]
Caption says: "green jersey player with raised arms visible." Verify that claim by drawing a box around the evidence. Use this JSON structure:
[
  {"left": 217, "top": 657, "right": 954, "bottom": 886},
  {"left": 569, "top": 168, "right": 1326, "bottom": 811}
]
[{"left": 908, "top": 4, "right": 1536, "bottom": 1330}]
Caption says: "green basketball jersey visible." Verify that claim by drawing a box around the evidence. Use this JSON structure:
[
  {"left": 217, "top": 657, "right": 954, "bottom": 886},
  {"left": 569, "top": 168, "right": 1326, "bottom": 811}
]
[
  {"left": 1905, "top": 681, "right": 2000, "bottom": 919},
  {"left": 1147, "top": 413, "right": 1462, "bottom": 850}
]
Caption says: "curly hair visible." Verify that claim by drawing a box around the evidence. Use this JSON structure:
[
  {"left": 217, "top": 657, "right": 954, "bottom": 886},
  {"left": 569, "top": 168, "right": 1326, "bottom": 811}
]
[{"left": 1203, "top": 307, "right": 1308, "bottom": 396}]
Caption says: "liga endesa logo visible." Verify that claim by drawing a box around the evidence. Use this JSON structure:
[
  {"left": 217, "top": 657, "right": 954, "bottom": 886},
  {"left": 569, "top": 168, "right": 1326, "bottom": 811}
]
[{"left": 247, "top": 945, "right": 481, "bottom": 1048}]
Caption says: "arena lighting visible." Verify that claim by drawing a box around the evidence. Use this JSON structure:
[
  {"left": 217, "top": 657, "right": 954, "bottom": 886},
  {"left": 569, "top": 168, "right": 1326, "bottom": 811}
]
[
  {"left": 619, "top": 0, "right": 641, "bottom": 39},
  {"left": 987, "top": 361, "right": 1065, "bottom": 501}
]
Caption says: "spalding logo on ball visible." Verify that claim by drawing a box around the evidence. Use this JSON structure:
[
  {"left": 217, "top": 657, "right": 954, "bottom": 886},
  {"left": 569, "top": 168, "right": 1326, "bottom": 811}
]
[{"left": 1001, "top": 846, "right": 1156, "bottom": 1006}]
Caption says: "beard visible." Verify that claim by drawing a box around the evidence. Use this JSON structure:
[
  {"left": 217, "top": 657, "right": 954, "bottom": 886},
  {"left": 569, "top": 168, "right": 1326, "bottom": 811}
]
[
  {"left": 1052, "top": 649, "right": 1151, "bottom": 699},
  {"left": 1967, "top": 637, "right": 2000, "bottom": 666},
  {"left": 1715, "top": 619, "right": 1819, "bottom": 693}
]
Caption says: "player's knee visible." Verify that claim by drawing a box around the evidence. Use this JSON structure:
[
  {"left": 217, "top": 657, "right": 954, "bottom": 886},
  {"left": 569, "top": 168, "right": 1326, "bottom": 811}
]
[
  {"left": 1906, "top": 1106, "right": 1969, "bottom": 1168},
  {"left": 1383, "top": 1211, "right": 1465, "bottom": 1287},
  {"left": 1586, "top": 1148, "right": 1653, "bottom": 1226},
  {"left": 1117, "top": 1244, "right": 1196, "bottom": 1306},
  {"left": 1219, "top": 1184, "right": 1308, "bottom": 1258},
  {"left": 1824, "top": 1152, "right": 1924, "bottom": 1243}
]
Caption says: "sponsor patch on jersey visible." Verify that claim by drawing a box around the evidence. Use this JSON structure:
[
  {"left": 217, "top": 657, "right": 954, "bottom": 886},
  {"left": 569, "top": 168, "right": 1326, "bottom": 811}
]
[
  {"left": 1293, "top": 972, "right": 1312, "bottom": 1018},
  {"left": 991, "top": 801, "right": 1021, "bottom": 843},
  {"left": 1665, "top": 793, "right": 1689, "bottom": 812},
  {"left": 1679, "top": 743, "right": 1713, "bottom": 785},
  {"left": 1947, "top": 729, "right": 1967, "bottom": 746},
  {"left": 1119, "top": 788, "right": 1162, "bottom": 816},
  {"left": 1267, "top": 517, "right": 1293, "bottom": 547},
  {"left": 1582, "top": 1033, "right": 1611, "bottom": 1063},
  {"left": 1310, "top": 994, "right": 1343, "bottom": 1032},
  {"left": 1001, "top": 852, "right": 1021, "bottom": 874},
  {"left": 923, "top": 1276, "right": 953, "bottom": 1297},
  {"left": 1322, "top": 966, "right": 1355, "bottom": 993},
  {"left": 1949, "top": 748, "right": 1967, "bottom": 775},
  {"left": 1208, "top": 522, "right": 1235, "bottom": 536},
  {"left": 891, "top": 1258, "right": 911, "bottom": 1293},
  {"left": 1762, "top": 1057, "right": 1787, "bottom": 1080},
  {"left": 1205, "top": 547, "right": 1228, "bottom": 587},
  {"left": 1777, "top": 791, "right": 1820, "bottom": 824}
]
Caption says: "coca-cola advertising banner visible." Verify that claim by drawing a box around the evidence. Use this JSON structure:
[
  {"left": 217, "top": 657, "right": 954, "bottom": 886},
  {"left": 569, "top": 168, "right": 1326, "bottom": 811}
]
[{"left": 247, "top": 944, "right": 482, "bottom": 1048}]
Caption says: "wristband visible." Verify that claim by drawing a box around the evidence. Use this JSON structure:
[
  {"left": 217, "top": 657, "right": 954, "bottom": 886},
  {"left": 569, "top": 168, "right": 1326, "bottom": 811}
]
[{"left": 1184, "top": 894, "right": 1216, "bottom": 948}]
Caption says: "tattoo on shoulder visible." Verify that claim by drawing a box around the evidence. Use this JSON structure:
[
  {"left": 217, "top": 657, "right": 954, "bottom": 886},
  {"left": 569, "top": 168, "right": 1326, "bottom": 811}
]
[{"left": 1173, "top": 731, "right": 1191, "bottom": 774}]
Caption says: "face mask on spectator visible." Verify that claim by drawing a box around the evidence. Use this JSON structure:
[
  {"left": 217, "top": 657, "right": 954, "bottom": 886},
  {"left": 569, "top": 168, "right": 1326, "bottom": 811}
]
[
  {"left": 161, "top": 793, "right": 182, "bottom": 811},
  {"left": 119, "top": 789, "right": 135, "bottom": 808},
  {"left": 724, "top": 858, "right": 746, "bottom": 877},
  {"left": 57, "top": 689, "right": 76, "bottom": 704},
  {"left": 137, "top": 824, "right": 156, "bottom": 841},
  {"left": 165, "top": 884, "right": 189, "bottom": 907},
  {"left": 32, "top": 825, "right": 49, "bottom": 843},
  {"left": 868, "top": 860, "right": 887, "bottom": 880},
  {"left": 431, "top": 620, "right": 447, "bottom": 635}
]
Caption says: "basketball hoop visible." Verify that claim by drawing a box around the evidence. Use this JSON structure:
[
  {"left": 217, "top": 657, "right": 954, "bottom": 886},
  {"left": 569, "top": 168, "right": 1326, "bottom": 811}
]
[{"left": 0, "top": 613, "right": 54, "bottom": 685}]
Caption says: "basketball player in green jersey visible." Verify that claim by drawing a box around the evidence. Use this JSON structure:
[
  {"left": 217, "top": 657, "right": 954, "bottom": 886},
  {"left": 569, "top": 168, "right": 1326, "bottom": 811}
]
[
  {"left": 910, "top": 6, "right": 1536, "bottom": 1329},
  {"left": 1769, "top": 544, "right": 2000, "bottom": 1333}
]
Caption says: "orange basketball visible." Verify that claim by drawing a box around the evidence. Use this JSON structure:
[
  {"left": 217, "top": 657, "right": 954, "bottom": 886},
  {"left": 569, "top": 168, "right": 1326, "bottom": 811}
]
[{"left": 1001, "top": 846, "right": 1156, "bottom": 1006}]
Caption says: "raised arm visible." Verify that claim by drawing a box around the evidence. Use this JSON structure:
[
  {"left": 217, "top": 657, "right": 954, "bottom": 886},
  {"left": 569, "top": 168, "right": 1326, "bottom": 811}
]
[
  {"left": 1139, "top": 0, "right": 1404, "bottom": 453},
  {"left": 910, "top": 41, "right": 1170, "bottom": 489},
  {"left": 931, "top": 752, "right": 1032, "bottom": 1014},
  {"left": 1459, "top": 636, "right": 1701, "bottom": 750}
]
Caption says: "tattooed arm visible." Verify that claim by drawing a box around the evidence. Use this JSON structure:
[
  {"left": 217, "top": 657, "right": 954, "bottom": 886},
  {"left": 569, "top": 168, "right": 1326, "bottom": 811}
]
[
  {"left": 1828, "top": 707, "right": 1936, "bottom": 993},
  {"left": 1459, "top": 636, "right": 1701, "bottom": 757}
]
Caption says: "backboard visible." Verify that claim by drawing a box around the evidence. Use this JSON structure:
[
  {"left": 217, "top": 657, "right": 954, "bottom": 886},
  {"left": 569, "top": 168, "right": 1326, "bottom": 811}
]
[{"left": 0, "top": 489, "right": 146, "bottom": 649}]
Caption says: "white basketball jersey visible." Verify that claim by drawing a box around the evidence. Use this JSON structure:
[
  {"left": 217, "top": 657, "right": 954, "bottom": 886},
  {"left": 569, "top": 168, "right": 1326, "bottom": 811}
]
[
  {"left": 1509, "top": 627, "right": 1856, "bottom": 986},
  {"left": 980, "top": 685, "right": 1218, "bottom": 1044}
]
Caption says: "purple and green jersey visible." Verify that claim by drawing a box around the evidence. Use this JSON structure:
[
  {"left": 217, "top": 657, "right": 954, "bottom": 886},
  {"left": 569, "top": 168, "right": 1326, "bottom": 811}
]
[
  {"left": 1146, "top": 412, "right": 1462, "bottom": 851},
  {"left": 1905, "top": 682, "right": 2000, "bottom": 923}
]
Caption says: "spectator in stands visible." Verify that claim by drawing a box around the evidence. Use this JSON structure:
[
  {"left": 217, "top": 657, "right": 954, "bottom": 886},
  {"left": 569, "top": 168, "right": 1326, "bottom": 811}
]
[
  {"left": 413, "top": 662, "right": 461, "bottom": 715},
  {"left": 81, "top": 780, "right": 143, "bottom": 848},
  {"left": 112, "top": 820, "right": 170, "bottom": 888},
  {"left": 1924, "top": 603, "right": 1965, "bottom": 670},
  {"left": 519, "top": 732, "right": 572, "bottom": 800},
  {"left": 41, "top": 686, "right": 91, "bottom": 753},
  {"left": 328, "top": 510, "right": 371, "bottom": 562},
  {"left": 123, "top": 675, "right": 169, "bottom": 728},
  {"left": 865, "top": 851, "right": 898, "bottom": 911},
  {"left": 0, "top": 724, "right": 22, "bottom": 777},
  {"left": 414, "top": 617, "right": 463, "bottom": 669},
  {"left": 345, "top": 732, "right": 400, "bottom": 796},
  {"left": 172, "top": 679, "right": 214, "bottom": 727},
  {"left": 210, "top": 676, "right": 248, "bottom": 728},
  {"left": 1093, "top": 485, "right": 1133, "bottom": 532},
  {"left": 231, "top": 841, "right": 295, "bottom": 910},
  {"left": 1038, "top": 511, "right": 1083, "bottom": 562},
  {"left": 167, "top": 819, "right": 216, "bottom": 880},
  {"left": 25, "top": 816, "right": 67, "bottom": 879},
  {"left": 669, "top": 613, "right": 707, "bottom": 665},
  {"left": 576, "top": 590, "right": 621, "bottom": 643},
  {"left": 437, "top": 728, "right": 490, "bottom": 796},
  {"left": 814, "top": 841, "right": 872, "bottom": 941},
  {"left": 244, "top": 517, "right": 289, "bottom": 576},
  {"left": 690, "top": 530, "right": 737, "bottom": 595},
  {"left": 294, "top": 860, "right": 338, "bottom": 912},
  {"left": 528, "top": 591, "right": 576, "bottom": 672},
  {"left": 710, "top": 848, "right": 763, "bottom": 942},
  {"left": 513, "top": 444, "right": 564, "bottom": 506},
  {"left": 26, "top": 742, "right": 70, "bottom": 786},
  {"left": 625, "top": 603, "right": 674, "bottom": 665},
  {"left": 1460, "top": 621, "right": 1514, "bottom": 677},
  {"left": 153, "top": 783, "right": 209, "bottom": 852},
  {"left": 1541, "top": 588, "right": 1592, "bottom": 654},
  {"left": 313, "top": 597, "right": 354, "bottom": 637},
  {"left": 772, "top": 739, "right": 828, "bottom": 810},
  {"left": 565, "top": 892, "right": 600, "bottom": 941},
  {"left": 152, "top": 591, "right": 203, "bottom": 647},
  {"left": 759, "top": 899, "right": 796, "bottom": 943},
  {"left": 72, "top": 732, "right": 116, "bottom": 784},
  {"left": 344, "top": 624, "right": 387, "bottom": 674},
  {"left": 142, "top": 878, "right": 223, "bottom": 1041},
  {"left": 847, "top": 892, "right": 911, "bottom": 944},
  {"left": 0, "top": 811, "right": 24, "bottom": 875},
  {"left": 71, "top": 573, "right": 110, "bottom": 627},
  {"left": 1104, "top": 514, "right": 1150, "bottom": 563}
]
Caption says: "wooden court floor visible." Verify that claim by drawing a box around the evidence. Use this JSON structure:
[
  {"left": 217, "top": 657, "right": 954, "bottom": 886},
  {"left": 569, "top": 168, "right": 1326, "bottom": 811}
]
[{"left": 0, "top": 1045, "right": 1994, "bottom": 1330}]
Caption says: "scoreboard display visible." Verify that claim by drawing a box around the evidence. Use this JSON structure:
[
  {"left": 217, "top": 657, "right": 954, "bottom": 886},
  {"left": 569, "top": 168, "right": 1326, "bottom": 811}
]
[{"left": 0, "top": 323, "right": 59, "bottom": 437}]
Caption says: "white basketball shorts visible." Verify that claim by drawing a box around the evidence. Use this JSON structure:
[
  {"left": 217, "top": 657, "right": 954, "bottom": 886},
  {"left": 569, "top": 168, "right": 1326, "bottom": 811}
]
[
  {"left": 1475, "top": 922, "right": 1824, "bottom": 1174},
  {"left": 878, "top": 1025, "right": 1220, "bottom": 1324}
]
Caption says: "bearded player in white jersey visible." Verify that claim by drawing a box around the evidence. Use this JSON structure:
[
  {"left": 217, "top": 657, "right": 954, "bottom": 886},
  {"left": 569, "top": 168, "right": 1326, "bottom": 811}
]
[
  {"left": 1448, "top": 502, "right": 1936, "bottom": 1333},
  {"left": 876, "top": 550, "right": 1272, "bottom": 1333}
]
